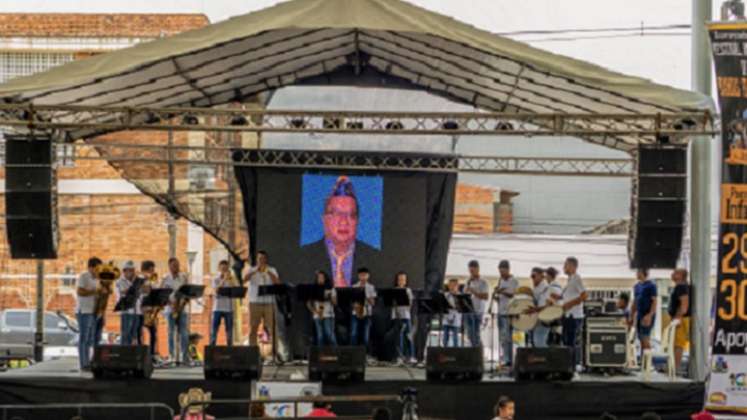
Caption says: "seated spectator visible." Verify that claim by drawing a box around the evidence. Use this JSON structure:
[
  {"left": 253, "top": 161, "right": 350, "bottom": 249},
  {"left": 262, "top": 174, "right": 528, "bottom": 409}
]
[
  {"left": 492, "top": 395, "right": 515, "bottom": 420},
  {"left": 306, "top": 401, "right": 336, "bottom": 417},
  {"left": 691, "top": 411, "right": 715, "bottom": 420}
]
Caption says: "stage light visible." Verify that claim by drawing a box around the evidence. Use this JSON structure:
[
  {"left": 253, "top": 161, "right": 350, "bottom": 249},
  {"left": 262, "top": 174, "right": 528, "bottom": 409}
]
[
  {"left": 656, "top": 134, "right": 671, "bottom": 144},
  {"left": 182, "top": 114, "right": 199, "bottom": 125},
  {"left": 144, "top": 112, "right": 161, "bottom": 124},
  {"left": 442, "top": 120, "right": 459, "bottom": 130},
  {"left": 323, "top": 117, "right": 342, "bottom": 129},
  {"left": 290, "top": 118, "right": 307, "bottom": 129},
  {"left": 672, "top": 118, "right": 697, "bottom": 131},
  {"left": 230, "top": 115, "right": 249, "bottom": 126},
  {"left": 385, "top": 121, "right": 404, "bottom": 130},
  {"left": 496, "top": 121, "right": 514, "bottom": 131},
  {"left": 346, "top": 121, "right": 364, "bottom": 130}
]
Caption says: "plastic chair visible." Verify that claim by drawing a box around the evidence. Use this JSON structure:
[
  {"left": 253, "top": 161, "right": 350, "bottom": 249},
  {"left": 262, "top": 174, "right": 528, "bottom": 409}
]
[
  {"left": 641, "top": 348, "right": 653, "bottom": 381},
  {"left": 626, "top": 327, "right": 638, "bottom": 369},
  {"left": 661, "top": 320, "right": 678, "bottom": 380}
]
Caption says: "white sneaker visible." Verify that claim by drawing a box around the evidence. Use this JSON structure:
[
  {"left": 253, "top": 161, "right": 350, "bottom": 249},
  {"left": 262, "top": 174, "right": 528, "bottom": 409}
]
[
  {"left": 408, "top": 357, "right": 417, "bottom": 365},
  {"left": 395, "top": 358, "right": 405, "bottom": 366}
]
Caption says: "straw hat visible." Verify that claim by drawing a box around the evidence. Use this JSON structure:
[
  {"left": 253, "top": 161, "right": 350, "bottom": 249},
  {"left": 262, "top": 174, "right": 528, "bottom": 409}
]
[{"left": 178, "top": 387, "right": 212, "bottom": 414}]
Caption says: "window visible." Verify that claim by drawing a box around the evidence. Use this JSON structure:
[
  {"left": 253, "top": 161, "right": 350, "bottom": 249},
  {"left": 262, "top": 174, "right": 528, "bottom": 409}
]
[
  {"left": 5, "top": 311, "right": 31, "bottom": 328},
  {"left": 44, "top": 313, "right": 62, "bottom": 330},
  {"left": 0, "top": 52, "right": 74, "bottom": 84}
]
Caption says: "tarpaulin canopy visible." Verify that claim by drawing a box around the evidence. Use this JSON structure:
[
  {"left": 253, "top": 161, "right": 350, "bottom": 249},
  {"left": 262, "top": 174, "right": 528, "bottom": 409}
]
[{"left": 0, "top": 0, "right": 714, "bottom": 150}]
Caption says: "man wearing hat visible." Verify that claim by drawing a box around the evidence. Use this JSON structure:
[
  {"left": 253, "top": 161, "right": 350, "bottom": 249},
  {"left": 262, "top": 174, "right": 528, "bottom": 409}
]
[
  {"left": 495, "top": 260, "right": 518, "bottom": 366},
  {"left": 115, "top": 260, "right": 144, "bottom": 345},
  {"left": 464, "top": 260, "right": 489, "bottom": 348}
]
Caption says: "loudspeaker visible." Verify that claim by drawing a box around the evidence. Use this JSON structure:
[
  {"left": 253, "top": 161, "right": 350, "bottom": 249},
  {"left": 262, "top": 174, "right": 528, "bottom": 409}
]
[
  {"left": 308, "top": 346, "right": 366, "bottom": 382},
  {"left": 513, "top": 347, "right": 573, "bottom": 381},
  {"left": 425, "top": 347, "right": 483, "bottom": 382},
  {"left": 629, "top": 146, "right": 686, "bottom": 269},
  {"left": 92, "top": 345, "right": 152, "bottom": 379},
  {"left": 204, "top": 345, "right": 262, "bottom": 380},
  {"left": 4, "top": 134, "right": 58, "bottom": 259}
]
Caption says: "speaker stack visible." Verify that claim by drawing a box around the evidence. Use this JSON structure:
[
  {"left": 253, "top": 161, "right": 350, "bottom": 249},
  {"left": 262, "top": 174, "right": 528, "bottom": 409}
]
[
  {"left": 204, "top": 345, "right": 262, "bottom": 380},
  {"left": 308, "top": 346, "right": 366, "bottom": 382},
  {"left": 628, "top": 145, "right": 687, "bottom": 269},
  {"left": 425, "top": 347, "right": 483, "bottom": 382},
  {"left": 4, "top": 134, "right": 59, "bottom": 259},
  {"left": 92, "top": 345, "right": 153, "bottom": 379}
]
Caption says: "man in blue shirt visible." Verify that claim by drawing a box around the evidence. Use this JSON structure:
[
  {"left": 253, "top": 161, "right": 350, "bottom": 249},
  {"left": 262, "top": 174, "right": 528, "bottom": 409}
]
[{"left": 630, "top": 268, "right": 657, "bottom": 356}]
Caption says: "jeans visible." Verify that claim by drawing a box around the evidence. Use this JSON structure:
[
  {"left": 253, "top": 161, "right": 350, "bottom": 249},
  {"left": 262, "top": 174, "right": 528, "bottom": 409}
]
[
  {"left": 135, "top": 315, "right": 144, "bottom": 346},
  {"left": 498, "top": 315, "right": 513, "bottom": 365},
  {"left": 443, "top": 325, "right": 459, "bottom": 347},
  {"left": 120, "top": 313, "right": 139, "bottom": 345},
  {"left": 533, "top": 324, "right": 550, "bottom": 348},
  {"left": 314, "top": 318, "right": 337, "bottom": 346},
  {"left": 94, "top": 316, "right": 104, "bottom": 347},
  {"left": 76, "top": 313, "right": 96, "bottom": 369},
  {"left": 562, "top": 316, "right": 584, "bottom": 366},
  {"left": 396, "top": 319, "right": 415, "bottom": 359},
  {"left": 210, "top": 311, "right": 234, "bottom": 346},
  {"left": 167, "top": 312, "right": 190, "bottom": 363},
  {"left": 350, "top": 316, "right": 371, "bottom": 347},
  {"left": 143, "top": 321, "right": 157, "bottom": 355},
  {"left": 464, "top": 313, "right": 483, "bottom": 347}
]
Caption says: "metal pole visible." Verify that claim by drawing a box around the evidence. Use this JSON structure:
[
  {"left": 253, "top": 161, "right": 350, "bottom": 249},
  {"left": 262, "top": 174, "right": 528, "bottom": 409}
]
[
  {"left": 33, "top": 260, "right": 44, "bottom": 363},
  {"left": 689, "top": 0, "right": 712, "bottom": 382},
  {"left": 167, "top": 128, "right": 177, "bottom": 259}
]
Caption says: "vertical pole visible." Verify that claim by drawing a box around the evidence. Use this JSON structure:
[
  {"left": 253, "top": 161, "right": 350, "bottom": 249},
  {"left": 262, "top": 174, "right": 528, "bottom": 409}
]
[
  {"left": 33, "top": 260, "right": 44, "bottom": 362},
  {"left": 167, "top": 129, "right": 177, "bottom": 259},
  {"left": 689, "top": 0, "right": 712, "bottom": 382}
]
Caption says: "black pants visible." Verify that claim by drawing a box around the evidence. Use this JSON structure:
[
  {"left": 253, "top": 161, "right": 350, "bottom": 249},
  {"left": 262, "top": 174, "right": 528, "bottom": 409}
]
[{"left": 136, "top": 315, "right": 158, "bottom": 355}]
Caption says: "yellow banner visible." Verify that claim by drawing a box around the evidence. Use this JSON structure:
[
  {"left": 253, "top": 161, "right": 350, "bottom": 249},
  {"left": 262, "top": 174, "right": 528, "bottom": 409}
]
[{"left": 722, "top": 184, "right": 747, "bottom": 224}]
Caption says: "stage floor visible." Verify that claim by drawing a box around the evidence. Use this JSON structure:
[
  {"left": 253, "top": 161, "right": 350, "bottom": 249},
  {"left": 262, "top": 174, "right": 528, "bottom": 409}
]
[{"left": 0, "top": 358, "right": 704, "bottom": 420}]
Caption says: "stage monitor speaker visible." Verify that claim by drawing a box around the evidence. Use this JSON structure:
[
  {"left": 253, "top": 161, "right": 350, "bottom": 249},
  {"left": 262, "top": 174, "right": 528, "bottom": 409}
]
[
  {"left": 4, "top": 134, "right": 58, "bottom": 259},
  {"left": 308, "top": 346, "right": 366, "bottom": 382},
  {"left": 425, "top": 347, "right": 483, "bottom": 382},
  {"left": 92, "top": 345, "right": 153, "bottom": 379},
  {"left": 514, "top": 347, "right": 573, "bottom": 381},
  {"left": 204, "top": 345, "right": 262, "bottom": 380},
  {"left": 629, "top": 146, "right": 687, "bottom": 269}
]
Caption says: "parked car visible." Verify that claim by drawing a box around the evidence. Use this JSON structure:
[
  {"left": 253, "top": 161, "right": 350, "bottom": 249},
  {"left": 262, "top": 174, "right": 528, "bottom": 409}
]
[{"left": 0, "top": 309, "right": 79, "bottom": 362}]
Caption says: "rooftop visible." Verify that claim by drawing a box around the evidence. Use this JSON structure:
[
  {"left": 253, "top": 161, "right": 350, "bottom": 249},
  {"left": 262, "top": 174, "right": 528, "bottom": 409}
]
[{"left": 0, "top": 13, "right": 209, "bottom": 38}]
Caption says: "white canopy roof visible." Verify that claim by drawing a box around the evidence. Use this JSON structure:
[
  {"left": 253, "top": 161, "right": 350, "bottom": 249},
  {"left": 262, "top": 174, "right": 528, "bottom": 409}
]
[{"left": 0, "top": 0, "right": 714, "bottom": 150}]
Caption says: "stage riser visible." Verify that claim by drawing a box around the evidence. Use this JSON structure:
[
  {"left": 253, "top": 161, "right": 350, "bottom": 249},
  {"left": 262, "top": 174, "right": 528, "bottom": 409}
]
[{"left": 0, "top": 378, "right": 703, "bottom": 420}]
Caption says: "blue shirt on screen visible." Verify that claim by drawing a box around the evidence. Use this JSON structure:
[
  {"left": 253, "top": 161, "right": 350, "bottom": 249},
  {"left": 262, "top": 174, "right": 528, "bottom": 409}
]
[{"left": 634, "top": 280, "right": 657, "bottom": 320}]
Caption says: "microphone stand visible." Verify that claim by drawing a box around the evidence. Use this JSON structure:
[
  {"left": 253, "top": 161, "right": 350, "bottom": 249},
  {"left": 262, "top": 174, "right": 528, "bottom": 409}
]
[{"left": 487, "top": 292, "right": 498, "bottom": 378}]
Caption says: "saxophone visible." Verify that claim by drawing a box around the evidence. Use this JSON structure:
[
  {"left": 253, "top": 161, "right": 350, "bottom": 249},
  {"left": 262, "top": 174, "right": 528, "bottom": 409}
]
[
  {"left": 94, "top": 262, "right": 120, "bottom": 318},
  {"left": 143, "top": 273, "right": 161, "bottom": 327}
]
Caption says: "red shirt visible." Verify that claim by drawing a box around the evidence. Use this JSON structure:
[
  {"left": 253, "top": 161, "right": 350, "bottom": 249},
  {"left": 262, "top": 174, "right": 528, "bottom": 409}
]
[{"left": 306, "top": 407, "right": 336, "bottom": 417}]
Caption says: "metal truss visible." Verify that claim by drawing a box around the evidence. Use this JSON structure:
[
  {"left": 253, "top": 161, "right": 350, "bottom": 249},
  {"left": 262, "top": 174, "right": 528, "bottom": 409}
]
[
  {"left": 0, "top": 104, "right": 716, "bottom": 141},
  {"left": 57, "top": 142, "right": 632, "bottom": 176}
]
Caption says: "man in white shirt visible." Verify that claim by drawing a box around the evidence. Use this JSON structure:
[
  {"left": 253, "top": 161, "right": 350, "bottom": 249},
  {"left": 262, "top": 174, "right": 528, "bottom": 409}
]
[
  {"left": 495, "top": 260, "right": 518, "bottom": 366},
  {"left": 561, "top": 256, "right": 587, "bottom": 367},
  {"left": 530, "top": 267, "right": 551, "bottom": 348},
  {"left": 161, "top": 257, "right": 190, "bottom": 363},
  {"left": 245, "top": 250, "right": 281, "bottom": 356},
  {"left": 115, "top": 260, "right": 142, "bottom": 345},
  {"left": 464, "top": 260, "right": 489, "bottom": 348},
  {"left": 75, "top": 257, "right": 102, "bottom": 370},
  {"left": 545, "top": 266, "right": 564, "bottom": 345},
  {"left": 350, "top": 267, "right": 377, "bottom": 351},
  {"left": 211, "top": 260, "right": 238, "bottom": 346}
]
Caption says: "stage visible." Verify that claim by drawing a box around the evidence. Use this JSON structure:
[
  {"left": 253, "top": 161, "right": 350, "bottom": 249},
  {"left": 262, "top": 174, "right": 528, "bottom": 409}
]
[{"left": 0, "top": 358, "right": 704, "bottom": 420}]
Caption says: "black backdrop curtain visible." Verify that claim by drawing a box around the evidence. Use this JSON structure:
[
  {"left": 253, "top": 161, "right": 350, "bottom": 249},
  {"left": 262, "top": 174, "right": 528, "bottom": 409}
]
[{"left": 233, "top": 149, "right": 456, "bottom": 360}]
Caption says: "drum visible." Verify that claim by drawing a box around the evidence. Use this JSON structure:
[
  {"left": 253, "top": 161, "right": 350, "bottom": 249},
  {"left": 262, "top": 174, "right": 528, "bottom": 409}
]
[
  {"left": 507, "top": 292, "right": 538, "bottom": 332},
  {"left": 538, "top": 305, "right": 564, "bottom": 323}
]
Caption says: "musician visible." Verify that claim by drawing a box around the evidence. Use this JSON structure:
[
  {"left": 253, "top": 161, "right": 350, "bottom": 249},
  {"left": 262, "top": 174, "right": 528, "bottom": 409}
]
[
  {"left": 443, "top": 278, "right": 462, "bottom": 347},
  {"left": 668, "top": 268, "right": 691, "bottom": 371},
  {"left": 494, "top": 260, "right": 518, "bottom": 366},
  {"left": 464, "top": 260, "right": 489, "bottom": 348},
  {"left": 350, "top": 267, "right": 377, "bottom": 350},
  {"left": 161, "top": 257, "right": 190, "bottom": 364},
  {"left": 210, "top": 260, "right": 238, "bottom": 346},
  {"left": 631, "top": 268, "right": 657, "bottom": 358},
  {"left": 75, "top": 257, "right": 102, "bottom": 370},
  {"left": 561, "top": 256, "right": 587, "bottom": 367},
  {"left": 307, "top": 270, "right": 337, "bottom": 346},
  {"left": 392, "top": 271, "right": 415, "bottom": 363},
  {"left": 138, "top": 260, "right": 159, "bottom": 355},
  {"left": 115, "top": 260, "right": 143, "bottom": 345},
  {"left": 529, "top": 267, "right": 551, "bottom": 348},
  {"left": 246, "top": 251, "right": 283, "bottom": 354},
  {"left": 545, "top": 266, "right": 564, "bottom": 345}
]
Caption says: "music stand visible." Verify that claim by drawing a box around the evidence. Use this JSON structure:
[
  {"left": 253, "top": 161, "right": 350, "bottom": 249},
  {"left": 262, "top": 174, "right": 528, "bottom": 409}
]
[
  {"left": 258, "top": 284, "right": 291, "bottom": 365},
  {"left": 173, "top": 284, "right": 205, "bottom": 366},
  {"left": 216, "top": 287, "right": 248, "bottom": 299},
  {"left": 335, "top": 287, "right": 366, "bottom": 312},
  {"left": 453, "top": 293, "right": 474, "bottom": 347},
  {"left": 142, "top": 288, "right": 172, "bottom": 308},
  {"left": 379, "top": 288, "right": 411, "bottom": 308},
  {"left": 295, "top": 284, "right": 326, "bottom": 303}
]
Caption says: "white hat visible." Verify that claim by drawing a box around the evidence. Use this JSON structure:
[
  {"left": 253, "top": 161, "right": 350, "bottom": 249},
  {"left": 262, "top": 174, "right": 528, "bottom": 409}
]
[{"left": 122, "top": 260, "right": 136, "bottom": 270}]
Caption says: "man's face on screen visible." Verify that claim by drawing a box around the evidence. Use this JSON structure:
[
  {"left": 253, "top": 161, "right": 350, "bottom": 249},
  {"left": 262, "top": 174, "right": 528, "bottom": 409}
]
[{"left": 323, "top": 196, "right": 358, "bottom": 248}]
